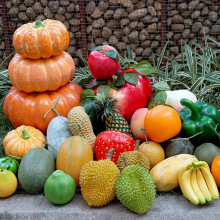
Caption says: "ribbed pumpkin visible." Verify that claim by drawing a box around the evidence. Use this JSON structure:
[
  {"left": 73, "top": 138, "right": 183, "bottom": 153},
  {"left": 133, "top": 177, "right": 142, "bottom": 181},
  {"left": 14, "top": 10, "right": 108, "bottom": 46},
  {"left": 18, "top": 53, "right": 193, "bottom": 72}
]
[
  {"left": 3, "top": 82, "right": 83, "bottom": 133},
  {"left": 56, "top": 136, "right": 93, "bottom": 187},
  {"left": 3, "top": 125, "right": 46, "bottom": 158},
  {"left": 8, "top": 52, "right": 75, "bottom": 93},
  {"left": 13, "top": 20, "right": 69, "bottom": 59}
]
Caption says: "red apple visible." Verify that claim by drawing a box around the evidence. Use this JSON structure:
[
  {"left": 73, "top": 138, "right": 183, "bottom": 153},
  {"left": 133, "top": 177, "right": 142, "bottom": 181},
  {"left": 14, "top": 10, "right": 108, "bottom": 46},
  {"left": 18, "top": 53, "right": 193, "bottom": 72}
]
[
  {"left": 91, "top": 68, "right": 153, "bottom": 121},
  {"left": 88, "top": 45, "right": 120, "bottom": 79},
  {"left": 130, "top": 108, "right": 149, "bottom": 142}
]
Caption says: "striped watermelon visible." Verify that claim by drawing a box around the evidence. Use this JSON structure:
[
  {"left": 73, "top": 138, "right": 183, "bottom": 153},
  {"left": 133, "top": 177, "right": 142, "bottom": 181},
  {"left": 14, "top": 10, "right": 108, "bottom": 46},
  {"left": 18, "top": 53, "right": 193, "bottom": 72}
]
[{"left": 0, "top": 157, "right": 19, "bottom": 175}]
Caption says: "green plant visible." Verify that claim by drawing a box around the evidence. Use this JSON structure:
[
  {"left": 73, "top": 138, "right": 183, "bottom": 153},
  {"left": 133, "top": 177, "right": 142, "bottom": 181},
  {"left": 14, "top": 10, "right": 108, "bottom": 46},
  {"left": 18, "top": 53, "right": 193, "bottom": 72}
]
[
  {"left": 0, "top": 53, "right": 14, "bottom": 157},
  {"left": 152, "top": 38, "right": 220, "bottom": 108},
  {"left": 72, "top": 56, "right": 93, "bottom": 88}
]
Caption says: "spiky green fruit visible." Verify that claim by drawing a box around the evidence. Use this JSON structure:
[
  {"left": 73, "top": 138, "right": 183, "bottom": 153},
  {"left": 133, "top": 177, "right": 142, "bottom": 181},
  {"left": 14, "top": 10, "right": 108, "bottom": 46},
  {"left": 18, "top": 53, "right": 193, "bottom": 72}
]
[{"left": 116, "top": 165, "right": 156, "bottom": 214}]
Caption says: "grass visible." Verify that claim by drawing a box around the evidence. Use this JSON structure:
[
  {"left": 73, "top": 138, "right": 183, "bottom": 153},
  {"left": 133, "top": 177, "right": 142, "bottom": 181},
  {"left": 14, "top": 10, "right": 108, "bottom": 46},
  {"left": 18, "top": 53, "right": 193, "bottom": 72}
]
[{"left": 151, "top": 38, "right": 220, "bottom": 109}]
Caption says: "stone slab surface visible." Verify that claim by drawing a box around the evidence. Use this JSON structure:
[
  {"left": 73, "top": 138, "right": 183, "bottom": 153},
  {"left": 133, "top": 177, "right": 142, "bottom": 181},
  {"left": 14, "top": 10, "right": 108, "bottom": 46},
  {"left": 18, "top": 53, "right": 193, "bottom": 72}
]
[{"left": 0, "top": 189, "right": 220, "bottom": 220}]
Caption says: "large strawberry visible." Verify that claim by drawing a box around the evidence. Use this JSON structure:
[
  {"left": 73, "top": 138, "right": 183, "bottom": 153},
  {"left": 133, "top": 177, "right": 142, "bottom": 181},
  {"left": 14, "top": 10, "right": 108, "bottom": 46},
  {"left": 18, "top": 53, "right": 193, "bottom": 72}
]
[{"left": 94, "top": 130, "right": 135, "bottom": 163}]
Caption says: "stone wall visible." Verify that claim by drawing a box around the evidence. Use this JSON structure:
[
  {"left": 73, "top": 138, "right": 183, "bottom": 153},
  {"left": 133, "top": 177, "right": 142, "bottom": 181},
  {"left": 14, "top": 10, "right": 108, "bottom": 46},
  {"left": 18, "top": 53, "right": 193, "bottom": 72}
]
[{"left": 0, "top": 0, "right": 220, "bottom": 65}]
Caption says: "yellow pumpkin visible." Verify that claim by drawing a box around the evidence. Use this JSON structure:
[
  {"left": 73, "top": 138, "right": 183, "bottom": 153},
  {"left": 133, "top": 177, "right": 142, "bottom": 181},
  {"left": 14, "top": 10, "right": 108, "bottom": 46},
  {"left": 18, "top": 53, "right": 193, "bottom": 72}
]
[
  {"left": 150, "top": 154, "right": 198, "bottom": 192},
  {"left": 0, "top": 169, "right": 18, "bottom": 197},
  {"left": 3, "top": 125, "right": 46, "bottom": 158}
]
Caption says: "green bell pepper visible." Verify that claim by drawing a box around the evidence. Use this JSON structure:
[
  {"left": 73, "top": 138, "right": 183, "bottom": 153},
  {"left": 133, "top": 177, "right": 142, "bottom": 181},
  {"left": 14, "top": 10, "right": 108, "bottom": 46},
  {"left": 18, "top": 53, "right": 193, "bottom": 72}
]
[{"left": 179, "top": 98, "right": 220, "bottom": 144}]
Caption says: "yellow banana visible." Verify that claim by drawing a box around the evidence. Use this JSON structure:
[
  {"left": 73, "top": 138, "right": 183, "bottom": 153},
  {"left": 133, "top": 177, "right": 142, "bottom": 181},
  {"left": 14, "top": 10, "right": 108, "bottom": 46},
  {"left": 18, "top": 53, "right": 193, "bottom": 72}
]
[
  {"left": 178, "top": 165, "right": 191, "bottom": 199},
  {"left": 200, "top": 166, "right": 219, "bottom": 200},
  {"left": 180, "top": 166, "right": 199, "bottom": 205},
  {"left": 196, "top": 168, "right": 212, "bottom": 203},
  {"left": 201, "top": 161, "right": 210, "bottom": 171},
  {"left": 191, "top": 168, "right": 206, "bottom": 204}
]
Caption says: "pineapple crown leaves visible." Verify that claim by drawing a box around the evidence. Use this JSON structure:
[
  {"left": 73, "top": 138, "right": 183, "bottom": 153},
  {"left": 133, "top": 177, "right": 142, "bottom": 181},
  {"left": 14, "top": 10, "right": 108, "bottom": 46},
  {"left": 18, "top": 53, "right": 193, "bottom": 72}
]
[{"left": 94, "top": 93, "right": 121, "bottom": 121}]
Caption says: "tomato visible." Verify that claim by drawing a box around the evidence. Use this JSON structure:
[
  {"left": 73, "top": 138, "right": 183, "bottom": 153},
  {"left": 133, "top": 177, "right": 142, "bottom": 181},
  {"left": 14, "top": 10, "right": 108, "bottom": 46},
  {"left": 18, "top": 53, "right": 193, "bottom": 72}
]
[
  {"left": 144, "top": 105, "right": 182, "bottom": 143},
  {"left": 211, "top": 155, "right": 220, "bottom": 188},
  {"left": 0, "top": 169, "right": 18, "bottom": 197},
  {"left": 44, "top": 170, "right": 76, "bottom": 205},
  {"left": 88, "top": 45, "right": 120, "bottom": 79}
]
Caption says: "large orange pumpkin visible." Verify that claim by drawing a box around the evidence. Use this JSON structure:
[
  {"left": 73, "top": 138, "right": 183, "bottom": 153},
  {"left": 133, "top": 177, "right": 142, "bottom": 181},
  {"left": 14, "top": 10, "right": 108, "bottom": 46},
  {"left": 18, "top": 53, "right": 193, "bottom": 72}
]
[
  {"left": 8, "top": 52, "right": 75, "bottom": 93},
  {"left": 3, "top": 82, "right": 83, "bottom": 133},
  {"left": 3, "top": 125, "right": 46, "bottom": 158},
  {"left": 56, "top": 136, "right": 93, "bottom": 187},
  {"left": 13, "top": 20, "right": 69, "bottom": 59}
]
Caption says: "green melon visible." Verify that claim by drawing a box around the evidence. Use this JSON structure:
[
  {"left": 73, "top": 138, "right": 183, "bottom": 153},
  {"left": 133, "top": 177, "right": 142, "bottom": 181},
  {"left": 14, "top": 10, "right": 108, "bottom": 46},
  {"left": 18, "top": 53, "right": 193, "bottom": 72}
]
[
  {"left": 18, "top": 148, "right": 55, "bottom": 194},
  {"left": 165, "top": 138, "right": 194, "bottom": 158},
  {"left": 194, "top": 143, "right": 220, "bottom": 166}
]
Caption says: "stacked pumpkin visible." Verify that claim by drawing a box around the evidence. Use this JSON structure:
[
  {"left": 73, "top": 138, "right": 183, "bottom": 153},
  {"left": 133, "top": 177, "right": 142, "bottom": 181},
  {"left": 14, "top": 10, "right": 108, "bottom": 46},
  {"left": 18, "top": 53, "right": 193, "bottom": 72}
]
[{"left": 3, "top": 19, "right": 83, "bottom": 133}]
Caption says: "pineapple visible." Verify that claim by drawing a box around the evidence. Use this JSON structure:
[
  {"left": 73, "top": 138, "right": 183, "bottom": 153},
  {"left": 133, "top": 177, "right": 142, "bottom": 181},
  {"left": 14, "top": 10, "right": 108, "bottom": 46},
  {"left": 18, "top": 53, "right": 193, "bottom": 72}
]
[{"left": 94, "top": 93, "right": 133, "bottom": 137}]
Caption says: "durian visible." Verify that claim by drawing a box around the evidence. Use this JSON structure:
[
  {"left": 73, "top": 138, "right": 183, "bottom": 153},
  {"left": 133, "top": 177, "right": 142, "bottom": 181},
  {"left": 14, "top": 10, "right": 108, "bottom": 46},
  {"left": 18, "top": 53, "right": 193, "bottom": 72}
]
[
  {"left": 79, "top": 148, "right": 120, "bottom": 207},
  {"left": 116, "top": 158, "right": 156, "bottom": 214},
  {"left": 116, "top": 140, "right": 150, "bottom": 172}
]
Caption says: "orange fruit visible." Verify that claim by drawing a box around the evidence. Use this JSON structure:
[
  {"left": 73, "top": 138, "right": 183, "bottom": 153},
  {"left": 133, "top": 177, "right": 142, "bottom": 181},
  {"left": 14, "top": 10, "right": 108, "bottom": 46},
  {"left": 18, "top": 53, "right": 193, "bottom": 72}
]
[
  {"left": 139, "top": 141, "right": 165, "bottom": 169},
  {"left": 211, "top": 155, "right": 220, "bottom": 188},
  {"left": 144, "top": 105, "right": 181, "bottom": 143}
]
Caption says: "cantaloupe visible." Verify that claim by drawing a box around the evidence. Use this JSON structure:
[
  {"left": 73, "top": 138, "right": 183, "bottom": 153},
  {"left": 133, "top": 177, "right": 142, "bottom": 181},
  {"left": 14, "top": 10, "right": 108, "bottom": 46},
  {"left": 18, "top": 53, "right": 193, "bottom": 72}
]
[
  {"left": 150, "top": 154, "right": 198, "bottom": 192},
  {"left": 18, "top": 148, "right": 55, "bottom": 194}
]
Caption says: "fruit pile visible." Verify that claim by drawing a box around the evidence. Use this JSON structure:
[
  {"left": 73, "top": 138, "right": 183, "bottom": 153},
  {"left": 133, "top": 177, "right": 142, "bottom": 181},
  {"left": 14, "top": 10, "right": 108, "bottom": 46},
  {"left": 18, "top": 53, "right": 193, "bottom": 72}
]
[{"left": 0, "top": 20, "right": 220, "bottom": 215}]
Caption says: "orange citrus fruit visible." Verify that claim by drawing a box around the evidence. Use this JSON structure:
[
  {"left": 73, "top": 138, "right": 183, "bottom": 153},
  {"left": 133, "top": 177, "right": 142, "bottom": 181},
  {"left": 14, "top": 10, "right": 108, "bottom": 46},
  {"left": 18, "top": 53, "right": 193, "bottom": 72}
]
[
  {"left": 144, "top": 105, "right": 181, "bottom": 143},
  {"left": 211, "top": 155, "right": 220, "bottom": 188}
]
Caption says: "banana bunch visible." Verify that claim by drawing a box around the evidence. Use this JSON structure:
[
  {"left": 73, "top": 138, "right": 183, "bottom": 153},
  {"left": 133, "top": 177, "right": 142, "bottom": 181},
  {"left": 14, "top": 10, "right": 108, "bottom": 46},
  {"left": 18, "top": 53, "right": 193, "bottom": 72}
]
[{"left": 178, "top": 161, "right": 219, "bottom": 205}]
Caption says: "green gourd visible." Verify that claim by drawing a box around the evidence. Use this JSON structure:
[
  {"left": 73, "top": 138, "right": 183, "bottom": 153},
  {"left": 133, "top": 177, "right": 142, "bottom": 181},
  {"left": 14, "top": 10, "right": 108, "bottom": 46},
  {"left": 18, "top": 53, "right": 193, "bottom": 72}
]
[
  {"left": 0, "top": 157, "right": 19, "bottom": 175},
  {"left": 18, "top": 148, "right": 55, "bottom": 194},
  {"left": 194, "top": 143, "right": 220, "bottom": 166},
  {"left": 44, "top": 170, "right": 76, "bottom": 205},
  {"left": 47, "top": 116, "right": 72, "bottom": 159}
]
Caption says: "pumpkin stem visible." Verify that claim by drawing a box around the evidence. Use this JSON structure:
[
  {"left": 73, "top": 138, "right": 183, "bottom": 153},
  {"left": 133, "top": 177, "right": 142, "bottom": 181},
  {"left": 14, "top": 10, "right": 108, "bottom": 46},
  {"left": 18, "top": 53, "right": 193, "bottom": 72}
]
[
  {"left": 68, "top": 115, "right": 90, "bottom": 137},
  {"left": 43, "top": 141, "right": 47, "bottom": 149},
  {"left": 123, "top": 157, "right": 129, "bottom": 167},
  {"left": 22, "top": 129, "right": 30, "bottom": 139},
  {"left": 138, "top": 128, "right": 149, "bottom": 144},
  {"left": 34, "top": 21, "right": 45, "bottom": 28},
  {"left": 44, "top": 96, "right": 60, "bottom": 118},
  {"left": 134, "top": 140, "right": 140, "bottom": 151}
]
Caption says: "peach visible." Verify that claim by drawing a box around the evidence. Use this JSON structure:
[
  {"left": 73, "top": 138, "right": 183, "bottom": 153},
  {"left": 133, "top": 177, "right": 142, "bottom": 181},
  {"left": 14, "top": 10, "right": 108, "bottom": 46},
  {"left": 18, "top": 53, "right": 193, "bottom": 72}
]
[{"left": 130, "top": 108, "right": 149, "bottom": 142}]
